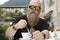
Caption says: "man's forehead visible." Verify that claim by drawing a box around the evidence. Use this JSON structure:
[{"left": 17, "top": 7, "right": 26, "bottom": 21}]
[{"left": 29, "top": 0, "right": 41, "bottom": 6}]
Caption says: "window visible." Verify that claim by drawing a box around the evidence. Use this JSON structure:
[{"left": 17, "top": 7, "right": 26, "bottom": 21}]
[
  {"left": 41, "top": 0, "right": 45, "bottom": 13},
  {"left": 47, "top": 0, "right": 55, "bottom": 7}
]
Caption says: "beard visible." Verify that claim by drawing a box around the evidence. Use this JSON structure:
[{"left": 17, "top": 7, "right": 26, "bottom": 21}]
[{"left": 27, "top": 13, "right": 39, "bottom": 27}]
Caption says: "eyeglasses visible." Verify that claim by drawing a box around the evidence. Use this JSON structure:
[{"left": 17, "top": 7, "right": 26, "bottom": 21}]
[{"left": 29, "top": 5, "right": 41, "bottom": 10}]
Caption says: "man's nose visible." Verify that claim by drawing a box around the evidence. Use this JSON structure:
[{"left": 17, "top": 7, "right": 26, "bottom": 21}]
[
  {"left": 32, "top": 10, "right": 35, "bottom": 13},
  {"left": 32, "top": 8, "right": 36, "bottom": 13},
  {"left": 33, "top": 8, "right": 36, "bottom": 11}
]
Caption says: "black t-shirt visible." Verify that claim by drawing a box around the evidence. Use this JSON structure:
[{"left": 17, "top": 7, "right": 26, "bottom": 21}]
[{"left": 12, "top": 15, "right": 49, "bottom": 40}]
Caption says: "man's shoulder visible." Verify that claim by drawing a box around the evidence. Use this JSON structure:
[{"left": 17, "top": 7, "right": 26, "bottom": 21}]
[
  {"left": 39, "top": 18, "right": 49, "bottom": 30},
  {"left": 12, "top": 15, "right": 27, "bottom": 25},
  {"left": 39, "top": 18, "right": 49, "bottom": 25},
  {"left": 39, "top": 18, "right": 47, "bottom": 22},
  {"left": 15, "top": 15, "right": 27, "bottom": 21},
  {"left": 16, "top": 15, "right": 26, "bottom": 19}
]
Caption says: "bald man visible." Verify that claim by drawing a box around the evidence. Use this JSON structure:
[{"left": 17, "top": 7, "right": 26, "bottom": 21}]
[{"left": 5, "top": 0, "right": 50, "bottom": 40}]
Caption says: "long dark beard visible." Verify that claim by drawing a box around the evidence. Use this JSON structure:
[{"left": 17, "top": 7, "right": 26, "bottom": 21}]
[{"left": 27, "top": 13, "right": 39, "bottom": 27}]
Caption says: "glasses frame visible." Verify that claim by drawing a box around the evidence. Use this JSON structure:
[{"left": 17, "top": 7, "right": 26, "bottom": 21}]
[{"left": 29, "top": 5, "right": 41, "bottom": 10}]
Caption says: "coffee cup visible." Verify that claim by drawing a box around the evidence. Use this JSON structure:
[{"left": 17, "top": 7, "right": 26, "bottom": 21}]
[{"left": 21, "top": 32, "right": 32, "bottom": 39}]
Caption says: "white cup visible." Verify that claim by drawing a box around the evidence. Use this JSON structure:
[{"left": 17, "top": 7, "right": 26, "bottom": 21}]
[
  {"left": 49, "top": 31, "right": 55, "bottom": 38},
  {"left": 21, "top": 32, "right": 32, "bottom": 39},
  {"left": 55, "top": 31, "right": 60, "bottom": 37}
]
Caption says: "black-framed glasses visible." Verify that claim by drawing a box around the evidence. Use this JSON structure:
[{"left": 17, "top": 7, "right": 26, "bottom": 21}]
[{"left": 29, "top": 5, "right": 41, "bottom": 10}]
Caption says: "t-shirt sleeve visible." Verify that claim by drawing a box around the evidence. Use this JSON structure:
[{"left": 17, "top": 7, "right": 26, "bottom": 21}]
[
  {"left": 11, "top": 17, "right": 21, "bottom": 26},
  {"left": 11, "top": 15, "right": 27, "bottom": 26}
]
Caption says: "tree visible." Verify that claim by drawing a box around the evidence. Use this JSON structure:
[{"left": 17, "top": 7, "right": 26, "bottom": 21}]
[
  {"left": 0, "top": 24, "right": 9, "bottom": 40},
  {"left": 0, "top": 7, "right": 5, "bottom": 20},
  {"left": 23, "top": 8, "right": 27, "bottom": 15},
  {"left": 0, "top": 7, "right": 3, "bottom": 17}
]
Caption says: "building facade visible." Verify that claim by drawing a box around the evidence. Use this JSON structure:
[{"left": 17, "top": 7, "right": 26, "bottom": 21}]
[
  {"left": 0, "top": 0, "right": 30, "bottom": 14},
  {"left": 1, "top": 6, "right": 27, "bottom": 14},
  {"left": 40, "top": 0, "right": 58, "bottom": 29}
]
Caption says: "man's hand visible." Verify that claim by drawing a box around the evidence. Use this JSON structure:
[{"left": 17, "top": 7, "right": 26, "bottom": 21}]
[
  {"left": 32, "top": 31, "right": 44, "bottom": 40},
  {"left": 41, "top": 30, "right": 49, "bottom": 39},
  {"left": 15, "top": 19, "right": 27, "bottom": 29}
]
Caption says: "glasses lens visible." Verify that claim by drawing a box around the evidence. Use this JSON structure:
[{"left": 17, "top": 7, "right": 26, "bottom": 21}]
[
  {"left": 29, "top": 6, "right": 41, "bottom": 10},
  {"left": 36, "top": 7, "right": 40, "bottom": 10},
  {"left": 29, "top": 6, "right": 34, "bottom": 10}
]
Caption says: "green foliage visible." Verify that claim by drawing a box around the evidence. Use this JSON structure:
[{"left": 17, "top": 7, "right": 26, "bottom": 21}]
[
  {"left": 0, "top": 8, "right": 27, "bottom": 21},
  {"left": 23, "top": 8, "right": 27, "bottom": 15},
  {"left": 0, "top": 24, "right": 9, "bottom": 40},
  {"left": 18, "top": 11, "right": 23, "bottom": 16},
  {"left": 5, "top": 10, "right": 23, "bottom": 18},
  {"left": 48, "top": 26, "right": 53, "bottom": 32},
  {"left": 0, "top": 7, "right": 3, "bottom": 17}
]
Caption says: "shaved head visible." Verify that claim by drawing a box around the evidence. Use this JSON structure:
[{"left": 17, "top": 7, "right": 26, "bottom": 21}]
[{"left": 29, "top": 0, "right": 41, "bottom": 6}]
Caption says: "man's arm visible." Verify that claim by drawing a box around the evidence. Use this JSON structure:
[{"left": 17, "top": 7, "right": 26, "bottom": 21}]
[
  {"left": 41, "top": 30, "right": 49, "bottom": 39},
  {"left": 5, "top": 26, "right": 17, "bottom": 38},
  {"left": 5, "top": 19, "right": 27, "bottom": 38}
]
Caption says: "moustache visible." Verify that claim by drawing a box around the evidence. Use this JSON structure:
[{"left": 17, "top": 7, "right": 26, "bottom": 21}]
[{"left": 30, "top": 12, "right": 38, "bottom": 15}]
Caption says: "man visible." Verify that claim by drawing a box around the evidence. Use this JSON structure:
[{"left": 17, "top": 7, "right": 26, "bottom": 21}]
[{"left": 5, "top": 0, "right": 49, "bottom": 40}]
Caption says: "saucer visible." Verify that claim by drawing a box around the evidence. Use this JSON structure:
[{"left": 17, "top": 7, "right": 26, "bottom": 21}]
[{"left": 19, "top": 38, "right": 32, "bottom": 40}]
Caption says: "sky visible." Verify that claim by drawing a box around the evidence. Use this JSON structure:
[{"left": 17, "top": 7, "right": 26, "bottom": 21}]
[{"left": 0, "top": 0, "right": 9, "bottom": 5}]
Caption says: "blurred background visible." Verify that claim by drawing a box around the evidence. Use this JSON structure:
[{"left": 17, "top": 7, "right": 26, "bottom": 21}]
[{"left": 0, "top": 0, "right": 60, "bottom": 40}]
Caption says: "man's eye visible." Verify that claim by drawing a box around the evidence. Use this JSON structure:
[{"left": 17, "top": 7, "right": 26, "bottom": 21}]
[
  {"left": 31, "top": 6, "right": 34, "bottom": 8},
  {"left": 36, "top": 7, "right": 40, "bottom": 10}
]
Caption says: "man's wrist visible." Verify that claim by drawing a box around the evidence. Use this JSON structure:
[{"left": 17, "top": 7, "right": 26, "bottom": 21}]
[
  {"left": 12, "top": 25, "right": 17, "bottom": 30},
  {"left": 42, "top": 33, "right": 46, "bottom": 39}
]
